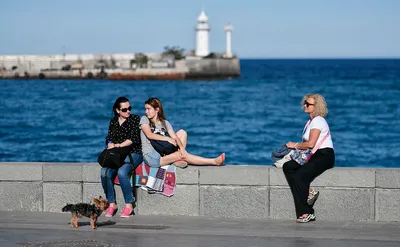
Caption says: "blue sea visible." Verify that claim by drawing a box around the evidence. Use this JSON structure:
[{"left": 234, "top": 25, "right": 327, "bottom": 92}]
[{"left": 1, "top": 59, "right": 399, "bottom": 167}]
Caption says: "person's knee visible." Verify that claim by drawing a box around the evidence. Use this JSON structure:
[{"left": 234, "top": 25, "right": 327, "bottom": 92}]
[
  {"left": 282, "top": 165, "right": 291, "bottom": 174},
  {"left": 132, "top": 154, "right": 143, "bottom": 167},
  {"left": 143, "top": 151, "right": 161, "bottom": 168},
  {"left": 100, "top": 168, "right": 107, "bottom": 178},
  {"left": 177, "top": 129, "right": 187, "bottom": 138},
  {"left": 282, "top": 161, "right": 297, "bottom": 173},
  {"left": 117, "top": 169, "right": 130, "bottom": 179}
]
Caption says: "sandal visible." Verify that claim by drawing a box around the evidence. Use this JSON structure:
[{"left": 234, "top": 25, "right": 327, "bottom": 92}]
[
  {"left": 173, "top": 159, "right": 188, "bottom": 169},
  {"left": 296, "top": 214, "right": 316, "bottom": 223}
]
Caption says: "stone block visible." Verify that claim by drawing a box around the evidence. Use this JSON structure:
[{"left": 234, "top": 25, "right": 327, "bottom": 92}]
[
  {"left": 269, "top": 168, "right": 288, "bottom": 186},
  {"left": 176, "top": 167, "right": 199, "bottom": 184},
  {"left": 313, "top": 168, "right": 375, "bottom": 188},
  {"left": 270, "top": 167, "right": 375, "bottom": 188},
  {"left": 269, "top": 187, "right": 296, "bottom": 220},
  {"left": 375, "top": 189, "right": 400, "bottom": 221},
  {"left": 199, "top": 166, "right": 269, "bottom": 185},
  {"left": 270, "top": 187, "right": 375, "bottom": 221},
  {"left": 0, "top": 182, "right": 42, "bottom": 211},
  {"left": 0, "top": 162, "right": 43, "bottom": 181},
  {"left": 137, "top": 185, "right": 199, "bottom": 216},
  {"left": 316, "top": 188, "right": 375, "bottom": 221},
  {"left": 43, "top": 163, "right": 82, "bottom": 182},
  {"left": 376, "top": 169, "right": 400, "bottom": 189},
  {"left": 43, "top": 183, "right": 82, "bottom": 212},
  {"left": 200, "top": 186, "right": 269, "bottom": 219},
  {"left": 82, "top": 163, "right": 102, "bottom": 182}
]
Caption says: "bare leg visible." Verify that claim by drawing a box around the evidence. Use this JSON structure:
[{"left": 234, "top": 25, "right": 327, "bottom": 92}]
[
  {"left": 176, "top": 129, "right": 187, "bottom": 149},
  {"left": 172, "top": 129, "right": 189, "bottom": 168},
  {"left": 161, "top": 152, "right": 225, "bottom": 166}
]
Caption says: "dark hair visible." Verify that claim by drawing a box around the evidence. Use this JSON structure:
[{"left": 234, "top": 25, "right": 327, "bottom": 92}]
[
  {"left": 145, "top": 97, "right": 167, "bottom": 129},
  {"left": 112, "top": 97, "right": 130, "bottom": 117}
]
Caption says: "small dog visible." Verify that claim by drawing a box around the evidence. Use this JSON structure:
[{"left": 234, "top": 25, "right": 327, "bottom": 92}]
[{"left": 62, "top": 196, "right": 109, "bottom": 230}]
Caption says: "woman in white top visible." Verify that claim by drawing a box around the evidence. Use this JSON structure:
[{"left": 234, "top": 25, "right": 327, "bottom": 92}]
[
  {"left": 140, "top": 97, "right": 225, "bottom": 168},
  {"left": 284, "top": 94, "right": 335, "bottom": 223}
]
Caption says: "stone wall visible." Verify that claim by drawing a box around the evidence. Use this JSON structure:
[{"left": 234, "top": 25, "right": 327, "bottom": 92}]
[
  {"left": 1, "top": 162, "right": 398, "bottom": 222},
  {"left": 0, "top": 57, "right": 240, "bottom": 79},
  {"left": 184, "top": 58, "right": 240, "bottom": 78}
]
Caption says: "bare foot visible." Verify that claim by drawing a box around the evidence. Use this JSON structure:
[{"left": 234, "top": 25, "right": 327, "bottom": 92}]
[{"left": 215, "top": 153, "right": 225, "bottom": 166}]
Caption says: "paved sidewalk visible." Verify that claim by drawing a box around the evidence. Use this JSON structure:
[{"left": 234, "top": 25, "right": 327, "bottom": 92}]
[{"left": 0, "top": 211, "right": 400, "bottom": 247}]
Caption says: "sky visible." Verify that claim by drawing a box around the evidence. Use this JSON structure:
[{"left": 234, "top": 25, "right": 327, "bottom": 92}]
[{"left": 0, "top": 0, "right": 399, "bottom": 58}]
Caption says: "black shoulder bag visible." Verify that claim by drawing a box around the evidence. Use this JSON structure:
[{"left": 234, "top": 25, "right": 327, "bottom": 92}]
[
  {"left": 149, "top": 121, "right": 178, "bottom": 156},
  {"left": 98, "top": 146, "right": 132, "bottom": 169}
]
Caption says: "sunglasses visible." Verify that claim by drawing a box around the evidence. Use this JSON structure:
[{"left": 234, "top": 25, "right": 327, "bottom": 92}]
[
  {"left": 120, "top": 106, "right": 132, "bottom": 112},
  {"left": 304, "top": 101, "right": 315, "bottom": 107}
]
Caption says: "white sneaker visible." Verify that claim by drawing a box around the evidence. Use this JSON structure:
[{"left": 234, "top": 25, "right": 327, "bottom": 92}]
[{"left": 307, "top": 189, "right": 319, "bottom": 205}]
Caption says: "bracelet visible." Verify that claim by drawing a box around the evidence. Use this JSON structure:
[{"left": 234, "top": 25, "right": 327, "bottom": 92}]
[{"left": 294, "top": 142, "right": 298, "bottom": 148}]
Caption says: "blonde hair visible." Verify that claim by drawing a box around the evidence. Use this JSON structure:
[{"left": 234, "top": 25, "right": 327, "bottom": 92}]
[{"left": 301, "top": 94, "right": 328, "bottom": 117}]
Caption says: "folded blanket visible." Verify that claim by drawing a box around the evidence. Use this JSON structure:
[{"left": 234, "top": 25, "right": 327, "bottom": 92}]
[{"left": 133, "top": 163, "right": 176, "bottom": 197}]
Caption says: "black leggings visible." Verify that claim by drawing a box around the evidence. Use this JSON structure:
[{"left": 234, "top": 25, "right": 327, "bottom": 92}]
[{"left": 283, "top": 148, "right": 335, "bottom": 218}]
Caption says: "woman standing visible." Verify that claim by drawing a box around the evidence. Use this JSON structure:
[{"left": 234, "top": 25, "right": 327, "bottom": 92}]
[
  {"left": 140, "top": 97, "right": 225, "bottom": 168},
  {"left": 101, "top": 97, "right": 143, "bottom": 218},
  {"left": 284, "top": 94, "right": 335, "bottom": 223}
]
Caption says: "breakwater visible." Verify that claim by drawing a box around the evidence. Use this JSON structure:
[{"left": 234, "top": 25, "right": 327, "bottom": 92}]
[
  {"left": 0, "top": 53, "right": 240, "bottom": 80},
  {"left": 1, "top": 162, "right": 399, "bottom": 222}
]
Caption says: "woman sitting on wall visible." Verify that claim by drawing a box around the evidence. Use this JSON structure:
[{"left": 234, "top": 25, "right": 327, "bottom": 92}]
[
  {"left": 284, "top": 94, "right": 335, "bottom": 223},
  {"left": 140, "top": 97, "right": 225, "bottom": 168},
  {"left": 100, "top": 97, "right": 143, "bottom": 218}
]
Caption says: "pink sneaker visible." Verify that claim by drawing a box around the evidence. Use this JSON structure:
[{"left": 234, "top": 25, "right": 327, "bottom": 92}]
[
  {"left": 120, "top": 207, "right": 134, "bottom": 218},
  {"left": 105, "top": 206, "right": 117, "bottom": 217}
]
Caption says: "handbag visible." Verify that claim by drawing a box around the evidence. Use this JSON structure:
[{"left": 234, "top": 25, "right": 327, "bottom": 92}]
[
  {"left": 98, "top": 146, "right": 132, "bottom": 169},
  {"left": 290, "top": 148, "right": 312, "bottom": 166},
  {"left": 291, "top": 131, "right": 330, "bottom": 165},
  {"left": 150, "top": 139, "right": 178, "bottom": 156}
]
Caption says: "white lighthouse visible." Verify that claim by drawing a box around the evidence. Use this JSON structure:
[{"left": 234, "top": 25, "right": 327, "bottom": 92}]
[
  {"left": 224, "top": 23, "right": 233, "bottom": 58},
  {"left": 195, "top": 10, "right": 210, "bottom": 57}
]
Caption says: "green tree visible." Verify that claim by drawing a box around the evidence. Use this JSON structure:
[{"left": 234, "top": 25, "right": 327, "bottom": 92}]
[
  {"left": 162, "top": 46, "right": 185, "bottom": 60},
  {"left": 135, "top": 53, "right": 148, "bottom": 67}
]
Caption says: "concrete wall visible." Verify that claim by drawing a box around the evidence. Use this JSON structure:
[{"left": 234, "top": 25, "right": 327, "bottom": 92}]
[
  {"left": 185, "top": 58, "right": 240, "bottom": 78},
  {"left": 1, "top": 56, "right": 240, "bottom": 79},
  {"left": 1, "top": 162, "right": 397, "bottom": 222}
]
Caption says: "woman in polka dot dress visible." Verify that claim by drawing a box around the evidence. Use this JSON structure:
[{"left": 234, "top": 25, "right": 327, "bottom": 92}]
[{"left": 100, "top": 97, "right": 143, "bottom": 218}]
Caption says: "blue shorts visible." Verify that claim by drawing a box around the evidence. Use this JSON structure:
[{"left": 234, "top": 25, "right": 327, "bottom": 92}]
[{"left": 143, "top": 150, "right": 161, "bottom": 168}]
